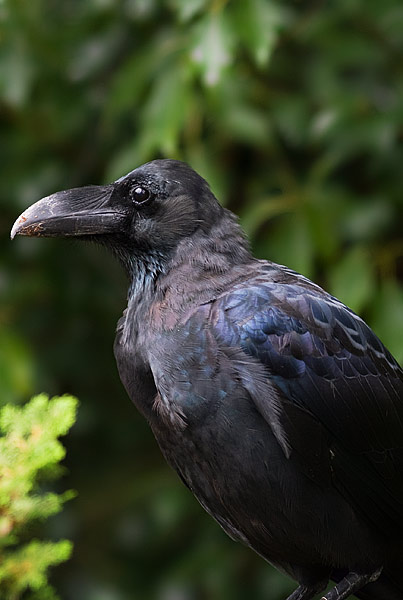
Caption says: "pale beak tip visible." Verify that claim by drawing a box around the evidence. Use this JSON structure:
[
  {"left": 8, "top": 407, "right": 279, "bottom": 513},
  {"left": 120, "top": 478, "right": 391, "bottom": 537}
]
[{"left": 10, "top": 213, "right": 28, "bottom": 240}]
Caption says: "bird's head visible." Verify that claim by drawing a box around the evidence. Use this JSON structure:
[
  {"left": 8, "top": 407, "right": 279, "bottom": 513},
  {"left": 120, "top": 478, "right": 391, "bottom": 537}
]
[{"left": 11, "top": 160, "right": 227, "bottom": 272}]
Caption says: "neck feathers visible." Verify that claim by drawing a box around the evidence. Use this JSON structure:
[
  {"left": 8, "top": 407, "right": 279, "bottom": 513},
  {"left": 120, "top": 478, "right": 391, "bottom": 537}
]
[
  {"left": 128, "top": 250, "right": 165, "bottom": 298},
  {"left": 126, "top": 210, "right": 253, "bottom": 329},
  {"left": 154, "top": 212, "right": 253, "bottom": 322}
]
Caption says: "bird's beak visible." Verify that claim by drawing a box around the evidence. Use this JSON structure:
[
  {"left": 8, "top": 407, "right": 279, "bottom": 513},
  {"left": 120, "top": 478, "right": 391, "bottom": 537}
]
[{"left": 11, "top": 184, "right": 127, "bottom": 240}]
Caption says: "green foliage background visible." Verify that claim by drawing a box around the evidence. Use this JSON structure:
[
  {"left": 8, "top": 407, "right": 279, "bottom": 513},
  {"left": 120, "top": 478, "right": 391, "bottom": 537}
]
[
  {"left": 1, "top": 1, "right": 402, "bottom": 598},
  {"left": 0, "top": 395, "right": 77, "bottom": 600}
]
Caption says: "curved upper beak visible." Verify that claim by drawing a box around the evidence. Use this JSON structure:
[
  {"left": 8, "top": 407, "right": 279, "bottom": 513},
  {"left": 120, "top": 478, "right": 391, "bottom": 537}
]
[{"left": 11, "top": 184, "right": 128, "bottom": 240}]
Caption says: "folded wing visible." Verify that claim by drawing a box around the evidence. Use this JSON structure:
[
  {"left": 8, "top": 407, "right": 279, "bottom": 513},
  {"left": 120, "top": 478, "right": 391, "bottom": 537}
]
[{"left": 208, "top": 267, "right": 403, "bottom": 537}]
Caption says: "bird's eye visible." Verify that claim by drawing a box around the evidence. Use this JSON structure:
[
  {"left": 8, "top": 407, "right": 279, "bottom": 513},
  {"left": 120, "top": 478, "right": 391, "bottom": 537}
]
[{"left": 131, "top": 186, "right": 151, "bottom": 204}]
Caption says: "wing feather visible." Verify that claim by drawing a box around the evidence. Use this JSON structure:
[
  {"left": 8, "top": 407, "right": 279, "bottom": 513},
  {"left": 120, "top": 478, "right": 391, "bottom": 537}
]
[{"left": 209, "top": 275, "right": 403, "bottom": 535}]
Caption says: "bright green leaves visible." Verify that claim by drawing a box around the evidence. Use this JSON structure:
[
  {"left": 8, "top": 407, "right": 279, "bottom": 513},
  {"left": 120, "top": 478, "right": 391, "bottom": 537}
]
[
  {"left": 0, "top": 395, "right": 78, "bottom": 599},
  {"left": 0, "top": 540, "right": 72, "bottom": 600},
  {"left": 169, "top": 0, "right": 208, "bottom": 23},
  {"left": 232, "top": 0, "right": 285, "bottom": 67},
  {"left": 191, "top": 10, "right": 234, "bottom": 86},
  {"left": 141, "top": 61, "right": 192, "bottom": 156},
  {"left": 190, "top": 0, "right": 286, "bottom": 85},
  {"left": 104, "top": 0, "right": 289, "bottom": 178}
]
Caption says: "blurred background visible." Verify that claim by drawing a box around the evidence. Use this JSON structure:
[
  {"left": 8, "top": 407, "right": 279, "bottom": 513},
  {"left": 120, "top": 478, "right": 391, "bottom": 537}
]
[{"left": 1, "top": 0, "right": 403, "bottom": 598}]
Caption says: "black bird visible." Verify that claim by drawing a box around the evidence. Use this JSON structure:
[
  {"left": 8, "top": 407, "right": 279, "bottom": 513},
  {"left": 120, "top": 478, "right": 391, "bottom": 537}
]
[{"left": 11, "top": 160, "right": 403, "bottom": 600}]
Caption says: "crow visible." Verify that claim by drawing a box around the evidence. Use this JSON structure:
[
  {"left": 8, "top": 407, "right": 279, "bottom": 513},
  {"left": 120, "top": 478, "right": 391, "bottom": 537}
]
[{"left": 11, "top": 159, "right": 403, "bottom": 600}]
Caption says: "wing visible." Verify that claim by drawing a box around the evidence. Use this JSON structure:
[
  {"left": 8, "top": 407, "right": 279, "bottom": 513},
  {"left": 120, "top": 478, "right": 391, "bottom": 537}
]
[{"left": 208, "top": 269, "right": 403, "bottom": 537}]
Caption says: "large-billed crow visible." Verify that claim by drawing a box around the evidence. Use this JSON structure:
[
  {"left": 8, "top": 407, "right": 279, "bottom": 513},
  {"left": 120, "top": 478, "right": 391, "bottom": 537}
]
[{"left": 11, "top": 160, "right": 403, "bottom": 600}]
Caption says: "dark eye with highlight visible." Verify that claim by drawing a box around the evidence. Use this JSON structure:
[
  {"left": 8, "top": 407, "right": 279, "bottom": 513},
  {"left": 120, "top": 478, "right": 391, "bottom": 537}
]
[{"left": 131, "top": 186, "right": 151, "bottom": 204}]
